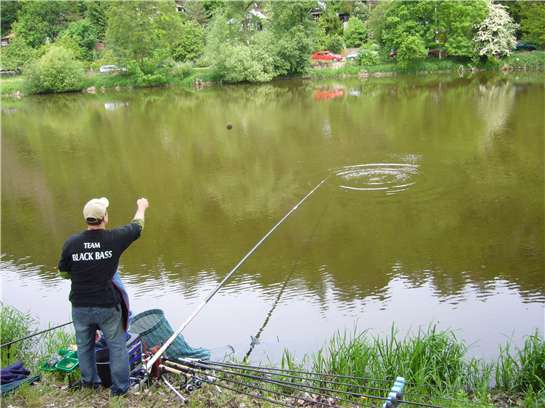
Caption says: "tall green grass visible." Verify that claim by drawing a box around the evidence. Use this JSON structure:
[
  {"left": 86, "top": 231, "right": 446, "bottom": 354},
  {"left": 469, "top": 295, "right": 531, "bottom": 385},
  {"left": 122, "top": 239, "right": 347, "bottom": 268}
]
[
  {"left": 0, "top": 304, "right": 74, "bottom": 369},
  {"left": 0, "top": 304, "right": 36, "bottom": 366}
]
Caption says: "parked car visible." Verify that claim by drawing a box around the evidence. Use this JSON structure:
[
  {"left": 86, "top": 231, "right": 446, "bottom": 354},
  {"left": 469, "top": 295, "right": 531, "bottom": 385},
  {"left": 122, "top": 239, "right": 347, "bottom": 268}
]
[
  {"left": 514, "top": 42, "right": 537, "bottom": 51},
  {"left": 345, "top": 52, "right": 359, "bottom": 61},
  {"left": 311, "top": 51, "right": 343, "bottom": 62},
  {"left": 99, "top": 65, "right": 127, "bottom": 74}
]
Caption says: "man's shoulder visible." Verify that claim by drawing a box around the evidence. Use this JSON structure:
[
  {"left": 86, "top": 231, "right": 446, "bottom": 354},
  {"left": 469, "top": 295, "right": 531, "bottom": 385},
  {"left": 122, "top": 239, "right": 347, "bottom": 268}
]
[{"left": 63, "top": 231, "right": 87, "bottom": 247}]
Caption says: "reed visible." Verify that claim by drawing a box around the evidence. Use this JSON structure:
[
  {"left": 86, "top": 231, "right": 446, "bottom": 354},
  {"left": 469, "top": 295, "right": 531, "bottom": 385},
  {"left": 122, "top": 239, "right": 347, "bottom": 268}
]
[
  {"left": 0, "top": 304, "right": 74, "bottom": 369},
  {"left": 0, "top": 304, "right": 36, "bottom": 366}
]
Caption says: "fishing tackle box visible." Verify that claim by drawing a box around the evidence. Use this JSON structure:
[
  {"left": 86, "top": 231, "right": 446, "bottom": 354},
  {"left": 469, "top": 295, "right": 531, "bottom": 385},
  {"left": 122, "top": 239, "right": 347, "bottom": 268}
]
[{"left": 96, "top": 332, "right": 142, "bottom": 387}]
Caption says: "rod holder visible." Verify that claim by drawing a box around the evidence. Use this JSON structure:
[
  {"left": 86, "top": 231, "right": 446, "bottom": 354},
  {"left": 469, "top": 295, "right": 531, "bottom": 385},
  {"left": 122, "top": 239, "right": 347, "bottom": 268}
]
[{"left": 382, "top": 376, "right": 405, "bottom": 408}]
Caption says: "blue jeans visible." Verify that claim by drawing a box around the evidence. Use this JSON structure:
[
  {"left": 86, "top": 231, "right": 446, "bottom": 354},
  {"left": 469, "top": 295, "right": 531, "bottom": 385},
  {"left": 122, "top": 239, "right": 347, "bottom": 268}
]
[{"left": 72, "top": 306, "right": 129, "bottom": 395}]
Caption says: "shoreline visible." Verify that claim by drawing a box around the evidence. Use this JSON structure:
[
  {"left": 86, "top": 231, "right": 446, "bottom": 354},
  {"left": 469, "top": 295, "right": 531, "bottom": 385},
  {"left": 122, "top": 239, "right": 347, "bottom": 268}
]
[
  {"left": 2, "top": 304, "right": 543, "bottom": 407},
  {"left": 2, "top": 52, "right": 543, "bottom": 99}
]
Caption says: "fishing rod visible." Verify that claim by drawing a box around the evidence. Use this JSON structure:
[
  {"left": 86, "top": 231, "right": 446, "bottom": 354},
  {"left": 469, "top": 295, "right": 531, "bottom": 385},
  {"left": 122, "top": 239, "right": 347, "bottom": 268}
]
[
  {"left": 196, "top": 359, "right": 392, "bottom": 394},
  {"left": 0, "top": 321, "right": 73, "bottom": 349},
  {"left": 167, "top": 359, "right": 361, "bottom": 407},
  {"left": 146, "top": 178, "right": 329, "bottom": 371},
  {"left": 180, "top": 359, "right": 389, "bottom": 403}
]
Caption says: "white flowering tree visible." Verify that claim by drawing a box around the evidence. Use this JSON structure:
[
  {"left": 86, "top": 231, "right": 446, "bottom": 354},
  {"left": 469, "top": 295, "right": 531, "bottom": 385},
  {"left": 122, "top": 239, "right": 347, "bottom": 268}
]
[{"left": 474, "top": 2, "right": 517, "bottom": 59}]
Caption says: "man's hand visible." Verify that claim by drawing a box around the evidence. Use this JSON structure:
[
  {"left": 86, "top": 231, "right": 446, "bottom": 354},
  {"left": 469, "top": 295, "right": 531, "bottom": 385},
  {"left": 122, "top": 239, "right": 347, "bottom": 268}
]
[
  {"left": 137, "top": 198, "right": 149, "bottom": 209},
  {"left": 133, "top": 198, "right": 149, "bottom": 224}
]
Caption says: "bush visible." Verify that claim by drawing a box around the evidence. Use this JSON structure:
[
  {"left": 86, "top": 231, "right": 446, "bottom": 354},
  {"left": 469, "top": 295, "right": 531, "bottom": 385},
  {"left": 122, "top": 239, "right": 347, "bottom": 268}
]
[
  {"left": 0, "top": 36, "right": 37, "bottom": 71},
  {"left": 25, "top": 45, "right": 85, "bottom": 94},
  {"left": 396, "top": 35, "right": 427, "bottom": 66},
  {"left": 171, "top": 62, "right": 193, "bottom": 80},
  {"left": 326, "top": 34, "right": 344, "bottom": 54},
  {"left": 172, "top": 20, "right": 205, "bottom": 63},
  {"left": 357, "top": 42, "right": 380, "bottom": 66},
  {"left": 344, "top": 17, "right": 367, "bottom": 48}
]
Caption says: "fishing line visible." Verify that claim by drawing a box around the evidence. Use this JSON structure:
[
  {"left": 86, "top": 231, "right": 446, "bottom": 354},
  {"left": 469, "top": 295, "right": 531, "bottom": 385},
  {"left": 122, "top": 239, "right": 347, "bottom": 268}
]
[
  {"left": 244, "top": 190, "right": 333, "bottom": 361},
  {"left": 146, "top": 178, "right": 329, "bottom": 371}
]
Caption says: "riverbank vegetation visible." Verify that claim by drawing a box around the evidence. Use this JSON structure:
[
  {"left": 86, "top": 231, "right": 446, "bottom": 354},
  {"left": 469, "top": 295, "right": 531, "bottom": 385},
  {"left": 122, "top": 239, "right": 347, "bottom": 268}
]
[
  {"left": 2, "top": 305, "right": 544, "bottom": 407},
  {"left": 0, "top": 1, "right": 544, "bottom": 96}
]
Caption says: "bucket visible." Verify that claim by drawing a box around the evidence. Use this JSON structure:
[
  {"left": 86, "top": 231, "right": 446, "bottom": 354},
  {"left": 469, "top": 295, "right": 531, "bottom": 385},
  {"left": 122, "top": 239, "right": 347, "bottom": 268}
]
[
  {"left": 96, "top": 332, "right": 143, "bottom": 388},
  {"left": 129, "top": 309, "right": 210, "bottom": 360}
]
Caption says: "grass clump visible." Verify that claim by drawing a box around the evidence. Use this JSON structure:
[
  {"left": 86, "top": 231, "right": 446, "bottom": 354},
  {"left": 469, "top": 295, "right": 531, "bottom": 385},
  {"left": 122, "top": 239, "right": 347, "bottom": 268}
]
[
  {"left": 0, "top": 303, "right": 36, "bottom": 367},
  {"left": 505, "top": 51, "right": 545, "bottom": 71}
]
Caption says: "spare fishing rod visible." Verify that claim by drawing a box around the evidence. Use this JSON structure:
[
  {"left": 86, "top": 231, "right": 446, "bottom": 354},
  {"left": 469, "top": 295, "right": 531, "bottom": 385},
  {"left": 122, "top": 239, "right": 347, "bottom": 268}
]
[
  {"left": 146, "top": 177, "right": 329, "bottom": 371},
  {"left": 0, "top": 321, "right": 73, "bottom": 349},
  {"left": 194, "top": 359, "right": 392, "bottom": 394}
]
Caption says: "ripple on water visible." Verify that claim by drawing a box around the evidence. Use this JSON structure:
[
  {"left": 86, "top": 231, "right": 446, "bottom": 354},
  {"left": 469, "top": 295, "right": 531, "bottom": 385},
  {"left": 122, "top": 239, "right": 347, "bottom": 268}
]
[{"left": 335, "top": 163, "right": 419, "bottom": 195}]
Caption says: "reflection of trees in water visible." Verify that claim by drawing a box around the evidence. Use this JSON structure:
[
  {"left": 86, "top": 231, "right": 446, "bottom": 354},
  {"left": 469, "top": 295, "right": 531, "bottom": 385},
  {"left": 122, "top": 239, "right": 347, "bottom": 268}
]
[
  {"left": 477, "top": 80, "right": 516, "bottom": 152},
  {"left": 2, "top": 75, "right": 544, "bottom": 305}
]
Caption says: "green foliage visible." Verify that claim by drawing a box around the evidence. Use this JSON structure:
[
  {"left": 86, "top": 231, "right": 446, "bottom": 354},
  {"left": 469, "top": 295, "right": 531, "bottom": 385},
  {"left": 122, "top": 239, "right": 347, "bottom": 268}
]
[
  {"left": 311, "top": 326, "right": 492, "bottom": 400},
  {"left": 357, "top": 42, "right": 380, "bottom": 66},
  {"left": 520, "top": 2, "right": 545, "bottom": 48},
  {"left": 12, "top": 0, "right": 80, "bottom": 47},
  {"left": 496, "top": 334, "right": 545, "bottom": 394},
  {"left": 318, "top": 5, "right": 343, "bottom": 37},
  {"left": 367, "top": 0, "right": 392, "bottom": 44},
  {"left": 172, "top": 20, "right": 205, "bottom": 63},
  {"left": 506, "top": 51, "right": 545, "bottom": 71},
  {"left": 171, "top": 62, "right": 194, "bottom": 80},
  {"left": 344, "top": 17, "right": 367, "bottom": 48},
  {"left": 350, "top": 1, "right": 370, "bottom": 22},
  {"left": 58, "top": 19, "right": 98, "bottom": 61},
  {"left": 381, "top": 0, "right": 488, "bottom": 59},
  {"left": 183, "top": 0, "right": 211, "bottom": 25},
  {"left": 0, "top": 35, "right": 37, "bottom": 71},
  {"left": 25, "top": 45, "right": 85, "bottom": 94},
  {"left": 326, "top": 34, "right": 344, "bottom": 54},
  {"left": 269, "top": 1, "right": 317, "bottom": 75},
  {"left": 1, "top": 0, "right": 21, "bottom": 35},
  {"left": 106, "top": 0, "right": 181, "bottom": 73},
  {"left": 397, "top": 34, "right": 427, "bottom": 66},
  {"left": 208, "top": 25, "right": 275, "bottom": 83},
  {"left": 84, "top": 1, "right": 110, "bottom": 41},
  {"left": 0, "top": 304, "right": 35, "bottom": 366}
]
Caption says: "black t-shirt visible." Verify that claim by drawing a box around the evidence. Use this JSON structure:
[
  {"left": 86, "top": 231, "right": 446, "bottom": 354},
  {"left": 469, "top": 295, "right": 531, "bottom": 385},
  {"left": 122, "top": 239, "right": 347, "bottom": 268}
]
[{"left": 58, "top": 222, "right": 142, "bottom": 307}]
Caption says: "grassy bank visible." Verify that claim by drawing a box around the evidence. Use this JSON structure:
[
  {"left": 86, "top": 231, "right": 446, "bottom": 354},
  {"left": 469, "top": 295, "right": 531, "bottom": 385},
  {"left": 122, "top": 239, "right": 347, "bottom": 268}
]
[
  {"left": 2, "top": 52, "right": 543, "bottom": 98},
  {"left": 0, "top": 66, "right": 215, "bottom": 98},
  {"left": 310, "top": 51, "right": 545, "bottom": 79},
  {"left": 1, "top": 305, "right": 544, "bottom": 407}
]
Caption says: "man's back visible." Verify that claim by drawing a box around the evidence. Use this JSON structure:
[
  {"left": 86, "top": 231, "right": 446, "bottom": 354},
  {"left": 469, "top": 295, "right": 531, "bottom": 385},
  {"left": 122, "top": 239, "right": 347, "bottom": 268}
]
[{"left": 59, "top": 223, "right": 141, "bottom": 307}]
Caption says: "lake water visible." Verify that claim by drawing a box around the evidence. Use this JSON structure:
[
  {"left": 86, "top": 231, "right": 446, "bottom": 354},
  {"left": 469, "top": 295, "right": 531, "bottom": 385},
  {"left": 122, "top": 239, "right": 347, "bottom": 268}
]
[{"left": 2, "top": 73, "right": 544, "bottom": 362}]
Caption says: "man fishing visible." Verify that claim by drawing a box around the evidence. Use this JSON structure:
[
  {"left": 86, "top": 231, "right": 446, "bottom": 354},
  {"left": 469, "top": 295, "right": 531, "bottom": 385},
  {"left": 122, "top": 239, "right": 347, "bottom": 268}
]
[{"left": 58, "top": 197, "right": 149, "bottom": 396}]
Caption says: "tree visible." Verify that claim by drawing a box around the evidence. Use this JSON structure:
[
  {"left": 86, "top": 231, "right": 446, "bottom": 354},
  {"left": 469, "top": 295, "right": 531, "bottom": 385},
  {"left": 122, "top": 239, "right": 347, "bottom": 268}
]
[
  {"left": 380, "top": 0, "right": 488, "bottom": 59},
  {"left": 0, "top": 36, "right": 36, "bottom": 71},
  {"left": 474, "top": 3, "right": 517, "bottom": 59},
  {"left": 397, "top": 34, "right": 427, "bottom": 66},
  {"left": 106, "top": 1, "right": 181, "bottom": 72},
  {"left": 12, "top": 1, "right": 80, "bottom": 47},
  {"left": 172, "top": 20, "right": 205, "bottom": 62},
  {"left": 58, "top": 19, "right": 98, "bottom": 61},
  {"left": 269, "top": 1, "right": 318, "bottom": 76},
  {"left": 183, "top": 0, "right": 211, "bottom": 25},
  {"left": 1, "top": 0, "right": 21, "bottom": 35},
  {"left": 344, "top": 17, "right": 367, "bottom": 48},
  {"left": 519, "top": 2, "right": 545, "bottom": 48},
  {"left": 85, "top": 1, "right": 111, "bottom": 41},
  {"left": 25, "top": 45, "right": 85, "bottom": 93}
]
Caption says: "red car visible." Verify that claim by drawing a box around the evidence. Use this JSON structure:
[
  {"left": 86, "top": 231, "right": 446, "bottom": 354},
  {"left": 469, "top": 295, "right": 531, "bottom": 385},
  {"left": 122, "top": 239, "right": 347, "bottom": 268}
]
[{"left": 311, "top": 51, "right": 343, "bottom": 62}]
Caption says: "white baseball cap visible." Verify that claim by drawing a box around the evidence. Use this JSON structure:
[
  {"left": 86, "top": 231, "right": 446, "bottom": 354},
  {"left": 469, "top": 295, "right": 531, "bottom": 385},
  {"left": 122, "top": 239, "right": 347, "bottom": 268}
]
[{"left": 83, "top": 197, "right": 109, "bottom": 223}]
